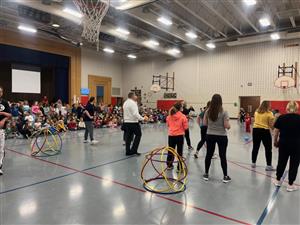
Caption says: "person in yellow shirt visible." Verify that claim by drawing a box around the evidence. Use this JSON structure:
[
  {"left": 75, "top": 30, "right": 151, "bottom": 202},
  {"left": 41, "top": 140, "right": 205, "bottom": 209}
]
[{"left": 252, "top": 101, "right": 275, "bottom": 171}]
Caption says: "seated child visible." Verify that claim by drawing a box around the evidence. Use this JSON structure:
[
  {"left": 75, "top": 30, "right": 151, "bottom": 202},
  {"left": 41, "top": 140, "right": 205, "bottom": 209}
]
[
  {"left": 67, "top": 118, "right": 77, "bottom": 131},
  {"left": 78, "top": 117, "right": 86, "bottom": 130}
]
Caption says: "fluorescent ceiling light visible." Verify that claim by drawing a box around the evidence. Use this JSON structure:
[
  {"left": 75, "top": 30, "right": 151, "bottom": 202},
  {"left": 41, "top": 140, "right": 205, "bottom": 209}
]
[
  {"left": 63, "top": 8, "right": 83, "bottom": 18},
  {"left": 52, "top": 24, "right": 60, "bottom": 28},
  {"left": 270, "top": 33, "right": 280, "bottom": 40},
  {"left": 185, "top": 31, "right": 198, "bottom": 39},
  {"left": 127, "top": 54, "right": 137, "bottom": 59},
  {"left": 206, "top": 43, "right": 216, "bottom": 49},
  {"left": 116, "top": 27, "right": 130, "bottom": 35},
  {"left": 167, "top": 48, "right": 180, "bottom": 55},
  {"left": 18, "top": 25, "right": 37, "bottom": 33},
  {"left": 148, "top": 40, "right": 160, "bottom": 46},
  {"left": 259, "top": 18, "right": 271, "bottom": 27},
  {"left": 157, "top": 17, "right": 173, "bottom": 26},
  {"left": 103, "top": 48, "right": 115, "bottom": 53},
  {"left": 243, "top": 0, "right": 256, "bottom": 6}
]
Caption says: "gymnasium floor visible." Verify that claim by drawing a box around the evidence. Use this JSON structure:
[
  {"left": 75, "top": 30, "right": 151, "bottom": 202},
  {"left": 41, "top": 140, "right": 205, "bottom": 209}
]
[{"left": 0, "top": 120, "right": 299, "bottom": 225}]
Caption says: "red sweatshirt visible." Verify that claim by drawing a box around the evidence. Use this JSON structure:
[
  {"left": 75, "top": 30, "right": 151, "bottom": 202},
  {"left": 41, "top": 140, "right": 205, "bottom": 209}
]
[{"left": 166, "top": 111, "right": 188, "bottom": 136}]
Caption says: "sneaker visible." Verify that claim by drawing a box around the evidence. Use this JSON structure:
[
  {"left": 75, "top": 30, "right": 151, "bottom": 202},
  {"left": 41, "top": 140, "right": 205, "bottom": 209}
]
[
  {"left": 135, "top": 152, "right": 141, "bottom": 156},
  {"left": 203, "top": 174, "right": 209, "bottom": 181},
  {"left": 223, "top": 176, "right": 232, "bottom": 183},
  {"left": 287, "top": 184, "right": 298, "bottom": 192},
  {"left": 251, "top": 163, "right": 256, "bottom": 168},
  {"left": 272, "top": 179, "right": 281, "bottom": 187},
  {"left": 265, "top": 166, "right": 275, "bottom": 171},
  {"left": 212, "top": 154, "right": 218, "bottom": 159},
  {"left": 90, "top": 140, "right": 99, "bottom": 145},
  {"left": 194, "top": 152, "right": 199, "bottom": 158},
  {"left": 167, "top": 165, "right": 174, "bottom": 170},
  {"left": 188, "top": 146, "right": 194, "bottom": 150},
  {"left": 0, "top": 168, "right": 3, "bottom": 176},
  {"left": 123, "top": 142, "right": 126, "bottom": 146},
  {"left": 83, "top": 140, "right": 88, "bottom": 143}
]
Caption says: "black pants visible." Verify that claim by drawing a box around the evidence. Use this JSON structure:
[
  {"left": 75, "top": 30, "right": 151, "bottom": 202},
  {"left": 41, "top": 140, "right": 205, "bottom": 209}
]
[
  {"left": 124, "top": 123, "right": 142, "bottom": 155},
  {"left": 205, "top": 135, "right": 228, "bottom": 176},
  {"left": 252, "top": 128, "right": 272, "bottom": 166},
  {"left": 197, "top": 126, "right": 207, "bottom": 151},
  {"left": 185, "top": 129, "right": 191, "bottom": 147},
  {"left": 276, "top": 140, "right": 300, "bottom": 185},
  {"left": 167, "top": 135, "right": 184, "bottom": 168}
]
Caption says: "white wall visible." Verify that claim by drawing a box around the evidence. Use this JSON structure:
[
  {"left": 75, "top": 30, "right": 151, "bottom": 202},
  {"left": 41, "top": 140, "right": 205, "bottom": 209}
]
[
  {"left": 81, "top": 48, "right": 123, "bottom": 96},
  {"left": 122, "top": 39, "right": 300, "bottom": 116}
]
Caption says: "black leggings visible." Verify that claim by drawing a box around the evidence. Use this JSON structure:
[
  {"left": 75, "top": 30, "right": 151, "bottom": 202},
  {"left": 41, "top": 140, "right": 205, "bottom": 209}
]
[
  {"left": 185, "top": 129, "right": 191, "bottom": 147},
  {"left": 197, "top": 126, "right": 207, "bottom": 151},
  {"left": 167, "top": 135, "right": 184, "bottom": 168},
  {"left": 276, "top": 141, "right": 300, "bottom": 185},
  {"left": 205, "top": 135, "right": 228, "bottom": 176},
  {"left": 252, "top": 128, "right": 272, "bottom": 166}
]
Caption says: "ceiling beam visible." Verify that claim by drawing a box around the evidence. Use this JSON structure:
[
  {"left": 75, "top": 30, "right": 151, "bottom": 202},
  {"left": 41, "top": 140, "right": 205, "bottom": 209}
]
[
  {"left": 290, "top": 16, "right": 296, "bottom": 28},
  {"left": 174, "top": 0, "right": 227, "bottom": 38},
  {"left": 227, "top": 0, "right": 259, "bottom": 32},
  {"left": 126, "top": 7, "right": 208, "bottom": 51},
  {"left": 199, "top": 0, "right": 243, "bottom": 35}
]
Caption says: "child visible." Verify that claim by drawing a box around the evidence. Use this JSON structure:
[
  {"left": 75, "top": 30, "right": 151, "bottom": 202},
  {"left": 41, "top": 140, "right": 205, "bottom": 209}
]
[
  {"left": 166, "top": 102, "right": 188, "bottom": 171},
  {"left": 67, "top": 118, "right": 77, "bottom": 131},
  {"left": 31, "top": 101, "right": 40, "bottom": 115},
  {"left": 78, "top": 117, "right": 86, "bottom": 130},
  {"left": 245, "top": 113, "right": 251, "bottom": 133}
]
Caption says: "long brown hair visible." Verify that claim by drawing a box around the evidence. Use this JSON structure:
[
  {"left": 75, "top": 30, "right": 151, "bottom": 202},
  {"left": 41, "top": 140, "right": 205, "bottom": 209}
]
[
  {"left": 207, "top": 94, "right": 223, "bottom": 122},
  {"left": 169, "top": 102, "right": 182, "bottom": 115},
  {"left": 257, "top": 101, "right": 270, "bottom": 114}
]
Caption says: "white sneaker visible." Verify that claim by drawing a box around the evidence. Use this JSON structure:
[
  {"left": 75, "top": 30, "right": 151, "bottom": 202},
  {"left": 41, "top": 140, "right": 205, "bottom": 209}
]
[
  {"left": 91, "top": 140, "right": 99, "bottom": 145},
  {"left": 272, "top": 179, "right": 281, "bottom": 187},
  {"left": 265, "top": 166, "right": 275, "bottom": 171},
  {"left": 0, "top": 169, "right": 3, "bottom": 176},
  {"left": 83, "top": 140, "right": 88, "bottom": 143},
  {"left": 212, "top": 154, "right": 218, "bottom": 159},
  {"left": 287, "top": 185, "right": 298, "bottom": 192},
  {"left": 251, "top": 163, "right": 256, "bottom": 168}
]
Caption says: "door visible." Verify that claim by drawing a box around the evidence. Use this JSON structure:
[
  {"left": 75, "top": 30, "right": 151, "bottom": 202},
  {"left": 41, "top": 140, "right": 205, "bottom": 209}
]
[
  {"left": 240, "top": 96, "right": 261, "bottom": 116},
  {"left": 96, "top": 85, "right": 104, "bottom": 104}
]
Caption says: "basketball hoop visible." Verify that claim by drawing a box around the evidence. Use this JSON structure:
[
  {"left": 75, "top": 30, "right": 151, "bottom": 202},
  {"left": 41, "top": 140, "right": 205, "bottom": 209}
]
[
  {"left": 150, "top": 84, "right": 161, "bottom": 93},
  {"left": 274, "top": 76, "right": 295, "bottom": 89},
  {"left": 73, "top": 0, "right": 110, "bottom": 50}
]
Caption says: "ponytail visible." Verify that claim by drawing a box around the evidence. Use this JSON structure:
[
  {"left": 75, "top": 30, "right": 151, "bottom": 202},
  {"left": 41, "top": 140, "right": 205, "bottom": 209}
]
[
  {"left": 169, "top": 107, "right": 177, "bottom": 115},
  {"left": 169, "top": 101, "right": 182, "bottom": 116}
]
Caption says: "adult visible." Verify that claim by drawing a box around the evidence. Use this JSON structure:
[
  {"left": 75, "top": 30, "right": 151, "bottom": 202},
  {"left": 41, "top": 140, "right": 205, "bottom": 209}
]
[
  {"left": 252, "top": 101, "right": 275, "bottom": 171},
  {"left": 83, "top": 97, "right": 98, "bottom": 145},
  {"left": 203, "top": 94, "right": 231, "bottom": 183},
  {"left": 182, "top": 101, "right": 194, "bottom": 150},
  {"left": 273, "top": 101, "right": 300, "bottom": 192},
  {"left": 0, "top": 86, "right": 12, "bottom": 175},
  {"left": 123, "top": 92, "right": 145, "bottom": 156},
  {"left": 194, "top": 101, "right": 210, "bottom": 158}
]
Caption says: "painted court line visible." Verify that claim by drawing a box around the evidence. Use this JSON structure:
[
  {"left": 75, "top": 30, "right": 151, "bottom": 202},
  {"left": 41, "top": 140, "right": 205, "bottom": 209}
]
[
  {"left": 6, "top": 148, "right": 251, "bottom": 225},
  {"left": 0, "top": 150, "right": 134, "bottom": 195},
  {"left": 256, "top": 171, "right": 288, "bottom": 225}
]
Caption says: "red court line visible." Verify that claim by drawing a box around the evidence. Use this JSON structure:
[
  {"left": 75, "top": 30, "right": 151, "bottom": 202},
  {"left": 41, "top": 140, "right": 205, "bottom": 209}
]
[
  {"left": 228, "top": 160, "right": 300, "bottom": 187},
  {"left": 6, "top": 148, "right": 251, "bottom": 225}
]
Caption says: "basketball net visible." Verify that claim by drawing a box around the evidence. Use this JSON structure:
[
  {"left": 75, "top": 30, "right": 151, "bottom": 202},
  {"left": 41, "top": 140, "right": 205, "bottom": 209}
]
[{"left": 73, "top": 0, "right": 110, "bottom": 50}]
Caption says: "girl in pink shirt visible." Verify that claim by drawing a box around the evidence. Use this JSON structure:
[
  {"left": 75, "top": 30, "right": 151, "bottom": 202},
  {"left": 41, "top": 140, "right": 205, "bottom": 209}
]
[{"left": 166, "top": 102, "right": 189, "bottom": 170}]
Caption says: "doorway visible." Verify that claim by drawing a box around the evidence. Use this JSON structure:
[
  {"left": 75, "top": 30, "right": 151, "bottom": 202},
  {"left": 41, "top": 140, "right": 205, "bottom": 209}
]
[
  {"left": 240, "top": 96, "right": 261, "bottom": 116},
  {"left": 96, "top": 85, "right": 104, "bottom": 103},
  {"left": 88, "top": 75, "right": 112, "bottom": 105}
]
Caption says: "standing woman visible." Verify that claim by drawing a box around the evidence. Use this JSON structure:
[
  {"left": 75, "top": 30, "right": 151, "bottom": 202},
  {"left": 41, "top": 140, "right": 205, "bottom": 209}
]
[
  {"left": 252, "top": 101, "right": 275, "bottom": 171},
  {"left": 194, "top": 101, "right": 210, "bottom": 158},
  {"left": 166, "top": 102, "right": 188, "bottom": 171},
  {"left": 203, "top": 94, "right": 231, "bottom": 183},
  {"left": 83, "top": 97, "right": 98, "bottom": 145},
  {"left": 0, "top": 86, "right": 12, "bottom": 175},
  {"left": 273, "top": 101, "right": 300, "bottom": 192}
]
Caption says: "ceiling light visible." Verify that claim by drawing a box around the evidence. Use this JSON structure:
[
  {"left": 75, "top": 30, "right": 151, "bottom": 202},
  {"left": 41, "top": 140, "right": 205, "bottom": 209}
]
[
  {"left": 103, "top": 48, "right": 115, "bottom": 53},
  {"left": 185, "top": 31, "right": 198, "bottom": 39},
  {"left": 63, "top": 8, "right": 83, "bottom": 18},
  {"left": 127, "top": 54, "right": 137, "bottom": 59},
  {"left": 18, "top": 25, "right": 37, "bottom": 33},
  {"left": 167, "top": 48, "right": 181, "bottom": 55},
  {"left": 206, "top": 43, "right": 216, "bottom": 49},
  {"left": 157, "top": 17, "right": 173, "bottom": 26},
  {"left": 79, "top": 42, "right": 83, "bottom": 46},
  {"left": 270, "top": 33, "right": 280, "bottom": 40},
  {"left": 259, "top": 18, "right": 271, "bottom": 27},
  {"left": 52, "top": 24, "right": 60, "bottom": 28},
  {"left": 243, "top": 0, "right": 256, "bottom": 6},
  {"left": 148, "top": 40, "right": 160, "bottom": 46},
  {"left": 116, "top": 27, "right": 130, "bottom": 35}
]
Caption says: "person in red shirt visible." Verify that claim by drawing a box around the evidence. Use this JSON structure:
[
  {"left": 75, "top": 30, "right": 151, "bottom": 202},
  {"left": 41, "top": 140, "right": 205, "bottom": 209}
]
[
  {"left": 245, "top": 113, "right": 251, "bottom": 133},
  {"left": 166, "top": 102, "right": 188, "bottom": 171}
]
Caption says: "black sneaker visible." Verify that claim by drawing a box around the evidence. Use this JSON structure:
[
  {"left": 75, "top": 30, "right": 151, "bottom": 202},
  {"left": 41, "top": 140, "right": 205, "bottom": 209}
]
[
  {"left": 188, "top": 146, "right": 194, "bottom": 150},
  {"left": 203, "top": 174, "right": 209, "bottom": 181},
  {"left": 135, "top": 152, "right": 141, "bottom": 156},
  {"left": 223, "top": 176, "right": 232, "bottom": 183},
  {"left": 194, "top": 152, "right": 199, "bottom": 158}
]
